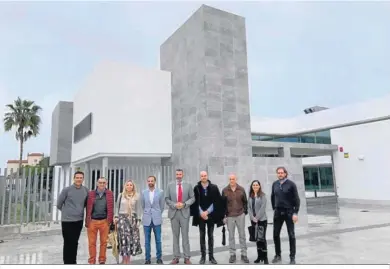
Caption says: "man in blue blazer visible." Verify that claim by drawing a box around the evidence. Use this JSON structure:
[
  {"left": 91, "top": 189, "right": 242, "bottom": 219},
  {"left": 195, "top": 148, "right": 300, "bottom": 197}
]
[{"left": 141, "top": 176, "right": 165, "bottom": 264}]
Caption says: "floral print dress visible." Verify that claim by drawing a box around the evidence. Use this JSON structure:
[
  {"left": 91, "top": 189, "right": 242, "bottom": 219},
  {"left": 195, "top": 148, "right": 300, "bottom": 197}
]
[{"left": 116, "top": 194, "right": 142, "bottom": 257}]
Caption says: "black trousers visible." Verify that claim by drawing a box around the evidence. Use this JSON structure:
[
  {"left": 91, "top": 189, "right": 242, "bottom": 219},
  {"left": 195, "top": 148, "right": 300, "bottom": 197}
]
[
  {"left": 199, "top": 218, "right": 215, "bottom": 257},
  {"left": 251, "top": 220, "right": 268, "bottom": 258},
  {"left": 61, "top": 220, "right": 83, "bottom": 264},
  {"left": 273, "top": 209, "right": 296, "bottom": 258}
]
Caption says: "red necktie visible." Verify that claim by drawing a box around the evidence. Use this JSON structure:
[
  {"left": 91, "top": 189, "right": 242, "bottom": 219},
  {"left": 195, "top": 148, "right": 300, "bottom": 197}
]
[{"left": 178, "top": 182, "right": 183, "bottom": 202}]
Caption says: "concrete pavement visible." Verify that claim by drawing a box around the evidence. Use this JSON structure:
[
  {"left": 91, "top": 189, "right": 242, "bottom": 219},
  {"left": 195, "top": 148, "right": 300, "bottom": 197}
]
[{"left": 1, "top": 202, "right": 390, "bottom": 264}]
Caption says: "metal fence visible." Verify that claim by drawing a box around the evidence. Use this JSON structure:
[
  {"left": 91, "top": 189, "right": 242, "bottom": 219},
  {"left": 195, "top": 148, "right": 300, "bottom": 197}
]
[{"left": 0, "top": 165, "right": 174, "bottom": 227}]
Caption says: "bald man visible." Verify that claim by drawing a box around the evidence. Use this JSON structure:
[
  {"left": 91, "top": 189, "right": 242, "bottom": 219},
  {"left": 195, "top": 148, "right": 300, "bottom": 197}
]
[
  {"left": 221, "top": 174, "right": 249, "bottom": 264},
  {"left": 190, "top": 171, "right": 224, "bottom": 264}
]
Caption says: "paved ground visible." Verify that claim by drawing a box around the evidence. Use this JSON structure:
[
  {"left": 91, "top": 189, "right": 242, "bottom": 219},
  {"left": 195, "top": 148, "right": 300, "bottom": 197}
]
[{"left": 1, "top": 201, "right": 390, "bottom": 264}]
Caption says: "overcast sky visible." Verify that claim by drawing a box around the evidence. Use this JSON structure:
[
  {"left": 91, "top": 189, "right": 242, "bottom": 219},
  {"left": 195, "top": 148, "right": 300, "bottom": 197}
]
[{"left": 1, "top": 1, "right": 389, "bottom": 167}]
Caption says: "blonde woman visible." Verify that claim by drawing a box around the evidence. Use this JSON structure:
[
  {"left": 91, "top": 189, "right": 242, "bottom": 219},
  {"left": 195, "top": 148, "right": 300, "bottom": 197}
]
[{"left": 114, "top": 180, "right": 143, "bottom": 264}]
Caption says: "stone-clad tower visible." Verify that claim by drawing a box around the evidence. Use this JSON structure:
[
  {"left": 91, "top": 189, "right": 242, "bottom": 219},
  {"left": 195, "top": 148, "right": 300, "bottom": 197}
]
[{"left": 160, "top": 5, "right": 253, "bottom": 187}]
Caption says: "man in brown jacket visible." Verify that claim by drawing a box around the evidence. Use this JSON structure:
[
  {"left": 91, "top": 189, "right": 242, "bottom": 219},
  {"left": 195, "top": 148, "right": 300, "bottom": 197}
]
[{"left": 222, "top": 174, "right": 249, "bottom": 264}]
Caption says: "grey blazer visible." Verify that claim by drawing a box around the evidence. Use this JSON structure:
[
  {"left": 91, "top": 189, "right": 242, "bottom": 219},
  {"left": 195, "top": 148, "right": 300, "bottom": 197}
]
[
  {"left": 165, "top": 181, "right": 195, "bottom": 219},
  {"left": 140, "top": 188, "right": 165, "bottom": 226},
  {"left": 248, "top": 194, "right": 268, "bottom": 222}
]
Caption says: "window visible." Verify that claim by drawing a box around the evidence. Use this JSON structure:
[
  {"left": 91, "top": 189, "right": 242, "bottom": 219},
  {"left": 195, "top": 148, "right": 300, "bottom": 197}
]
[
  {"left": 74, "top": 113, "right": 93, "bottom": 143},
  {"left": 315, "top": 130, "right": 331, "bottom": 144},
  {"left": 251, "top": 129, "right": 331, "bottom": 144},
  {"left": 303, "top": 166, "right": 334, "bottom": 191}
]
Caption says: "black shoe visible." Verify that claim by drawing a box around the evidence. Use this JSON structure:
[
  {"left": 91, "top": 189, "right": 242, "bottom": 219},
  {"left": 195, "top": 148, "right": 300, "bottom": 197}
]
[
  {"left": 229, "top": 255, "right": 236, "bottom": 263},
  {"left": 264, "top": 257, "right": 269, "bottom": 264},
  {"left": 157, "top": 259, "right": 163, "bottom": 264},
  {"left": 241, "top": 255, "right": 249, "bottom": 263},
  {"left": 145, "top": 260, "right": 151, "bottom": 264},
  {"left": 272, "top": 255, "right": 281, "bottom": 263},
  {"left": 254, "top": 257, "right": 261, "bottom": 263},
  {"left": 199, "top": 256, "right": 206, "bottom": 264},
  {"left": 290, "top": 257, "right": 296, "bottom": 264},
  {"left": 209, "top": 256, "right": 217, "bottom": 264}
]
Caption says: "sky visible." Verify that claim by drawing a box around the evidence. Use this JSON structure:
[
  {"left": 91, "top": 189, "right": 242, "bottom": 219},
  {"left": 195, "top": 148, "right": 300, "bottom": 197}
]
[{"left": 0, "top": 1, "right": 390, "bottom": 167}]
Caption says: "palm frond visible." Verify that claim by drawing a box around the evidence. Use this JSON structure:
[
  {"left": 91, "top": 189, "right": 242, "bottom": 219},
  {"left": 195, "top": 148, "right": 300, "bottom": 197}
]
[{"left": 3, "top": 97, "right": 42, "bottom": 141}]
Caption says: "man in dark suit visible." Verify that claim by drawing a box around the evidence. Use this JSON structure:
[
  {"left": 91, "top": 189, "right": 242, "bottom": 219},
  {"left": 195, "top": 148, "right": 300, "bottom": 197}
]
[{"left": 190, "top": 171, "right": 224, "bottom": 264}]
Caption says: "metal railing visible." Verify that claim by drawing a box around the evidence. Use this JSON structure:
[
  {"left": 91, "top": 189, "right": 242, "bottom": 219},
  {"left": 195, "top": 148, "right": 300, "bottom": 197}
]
[{"left": 0, "top": 165, "right": 174, "bottom": 227}]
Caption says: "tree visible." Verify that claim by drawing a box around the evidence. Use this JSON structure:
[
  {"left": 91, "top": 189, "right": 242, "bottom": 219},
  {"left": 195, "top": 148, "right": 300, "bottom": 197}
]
[{"left": 3, "top": 97, "right": 42, "bottom": 174}]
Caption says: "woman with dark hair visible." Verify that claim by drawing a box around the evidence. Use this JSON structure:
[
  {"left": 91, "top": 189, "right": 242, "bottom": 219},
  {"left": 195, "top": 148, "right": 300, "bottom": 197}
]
[{"left": 248, "top": 180, "right": 268, "bottom": 264}]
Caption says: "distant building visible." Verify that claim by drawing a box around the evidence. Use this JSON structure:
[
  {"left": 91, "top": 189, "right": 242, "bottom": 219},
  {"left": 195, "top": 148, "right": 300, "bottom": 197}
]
[
  {"left": 6, "top": 153, "right": 44, "bottom": 175},
  {"left": 27, "top": 153, "right": 44, "bottom": 166}
]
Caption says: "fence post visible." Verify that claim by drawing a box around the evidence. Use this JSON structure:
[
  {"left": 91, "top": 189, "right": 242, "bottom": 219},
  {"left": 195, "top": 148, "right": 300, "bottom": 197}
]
[{"left": 51, "top": 166, "right": 61, "bottom": 221}]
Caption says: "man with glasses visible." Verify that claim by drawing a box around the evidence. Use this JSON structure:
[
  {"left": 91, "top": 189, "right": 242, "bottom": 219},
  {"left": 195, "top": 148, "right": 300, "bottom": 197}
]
[
  {"left": 271, "top": 167, "right": 300, "bottom": 265},
  {"left": 85, "top": 177, "right": 114, "bottom": 264}
]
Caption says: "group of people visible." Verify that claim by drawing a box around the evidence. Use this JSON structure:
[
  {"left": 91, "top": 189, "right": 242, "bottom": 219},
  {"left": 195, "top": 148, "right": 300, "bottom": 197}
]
[{"left": 56, "top": 166, "right": 300, "bottom": 265}]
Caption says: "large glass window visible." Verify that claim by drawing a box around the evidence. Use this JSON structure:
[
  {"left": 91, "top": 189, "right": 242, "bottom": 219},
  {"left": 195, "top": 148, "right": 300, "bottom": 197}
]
[
  {"left": 303, "top": 166, "right": 334, "bottom": 191},
  {"left": 252, "top": 129, "right": 331, "bottom": 144},
  {"left": 315, "top": 130, "right": 331, "bottom": 144}
]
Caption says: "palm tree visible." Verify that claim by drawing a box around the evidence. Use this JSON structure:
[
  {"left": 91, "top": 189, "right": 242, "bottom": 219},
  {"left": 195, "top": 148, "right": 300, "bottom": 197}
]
[{"left": 3, "top": 97, "right": 42, "bottom": 174}]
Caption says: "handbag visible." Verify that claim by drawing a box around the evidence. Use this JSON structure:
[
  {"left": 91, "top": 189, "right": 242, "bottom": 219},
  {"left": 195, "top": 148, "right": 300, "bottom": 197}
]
[
  {"left": 248, "top": 224, "right": 265, "bottom": 242},
  {"left": 256, "top": 225, "right": 265, "bottom": 242},
  {"left": 248, "top": 225, "right": 256, "bottom": 242}
]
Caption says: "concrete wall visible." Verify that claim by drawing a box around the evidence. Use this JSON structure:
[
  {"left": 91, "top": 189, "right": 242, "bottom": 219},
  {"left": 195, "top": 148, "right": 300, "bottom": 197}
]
[
  {"left": 50, "top": 101, "right": 73, "bottom": 166},
  {"left": 160, "top": 5, "right": 253, "bottom": 186},
  {"left": 331, "top": 119, "right": 390, "bottom": 202},
  {"left": 71, "top": 62, "right": 173, "bottom": 164}
]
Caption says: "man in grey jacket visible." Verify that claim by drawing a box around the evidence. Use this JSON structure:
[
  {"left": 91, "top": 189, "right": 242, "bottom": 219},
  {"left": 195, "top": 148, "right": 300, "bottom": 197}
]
[
  {"left": 165, "top": 169, "right": 195, "bottom": 264},
  {"left": 57, "top": 171, "right": 89, "bottom": 264},
  {"left": 141, "top": 176, "right": 165, "bottom": 264}
]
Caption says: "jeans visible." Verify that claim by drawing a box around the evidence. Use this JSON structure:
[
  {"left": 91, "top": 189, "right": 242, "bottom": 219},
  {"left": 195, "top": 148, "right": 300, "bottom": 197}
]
[
  {"left": 61, "top": 220, "right": 83, "bottom": 264},
  {"left": 273, "top": 209, "right": 296, "bottom": 258},
  {"left": 143, "top": 222, "right": 162, "bottom": 261},
  {"left": 87, "top": 219, "right": 110, "bottom": 264}
]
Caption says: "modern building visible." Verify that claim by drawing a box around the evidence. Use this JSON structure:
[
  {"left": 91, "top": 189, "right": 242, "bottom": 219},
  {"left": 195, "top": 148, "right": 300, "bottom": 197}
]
[
  {"left": 251, "top": 94, "right": 390, "bottom": 204},
  {"left": 49, "top": 4, "right": 390, "bottom": 227}
]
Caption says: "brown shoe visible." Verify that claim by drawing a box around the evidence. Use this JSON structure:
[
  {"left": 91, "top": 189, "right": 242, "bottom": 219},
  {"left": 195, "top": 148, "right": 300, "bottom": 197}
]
[
  {"left": 170, "top": 258, "right": 180, "bottom": 264},
  {"left": 184, "top": 258, "right": 192, "bottom": 264}
]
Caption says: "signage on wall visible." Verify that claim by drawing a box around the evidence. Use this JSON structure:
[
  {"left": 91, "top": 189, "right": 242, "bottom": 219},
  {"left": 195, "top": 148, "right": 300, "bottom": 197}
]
[{"left": 344, "top": 153, "right": 349, "bottom": 158}]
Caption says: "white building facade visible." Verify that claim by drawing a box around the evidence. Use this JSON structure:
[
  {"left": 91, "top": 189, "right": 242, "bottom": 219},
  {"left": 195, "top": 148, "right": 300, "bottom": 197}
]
[{"left": 251, "top": 94, "right": 390, "bottom": 204}]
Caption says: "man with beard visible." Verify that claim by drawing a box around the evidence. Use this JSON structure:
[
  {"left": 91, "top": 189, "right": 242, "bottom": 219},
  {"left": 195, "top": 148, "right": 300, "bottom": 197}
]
[
  {"left": 141, "top": 176, "right": 165, "bottom": 264},
  {"left": 271, "top": 167, "right": 300, "bottom": 265},
  {"left": 190, "top": 171, "right": 224, "bottom": 264},
  {"left": 165, "top": 169, "right": 195, "bottom": 264}
]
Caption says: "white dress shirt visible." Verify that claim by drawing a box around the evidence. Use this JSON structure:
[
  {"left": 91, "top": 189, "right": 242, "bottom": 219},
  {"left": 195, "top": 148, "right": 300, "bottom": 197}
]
[{"left": 149, "top": 189, "right": 155, "bottom": 204}]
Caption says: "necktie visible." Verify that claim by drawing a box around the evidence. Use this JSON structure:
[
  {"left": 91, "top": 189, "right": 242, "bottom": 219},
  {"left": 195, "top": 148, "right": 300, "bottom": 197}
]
[{"left": 178, "top": 182, "right": 183, "bottom": 203}]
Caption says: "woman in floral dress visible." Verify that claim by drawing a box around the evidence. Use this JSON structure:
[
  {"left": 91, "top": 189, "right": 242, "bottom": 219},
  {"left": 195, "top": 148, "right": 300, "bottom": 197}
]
[{"left": 114, "top": 179, "right": 142, "bottom": 264}]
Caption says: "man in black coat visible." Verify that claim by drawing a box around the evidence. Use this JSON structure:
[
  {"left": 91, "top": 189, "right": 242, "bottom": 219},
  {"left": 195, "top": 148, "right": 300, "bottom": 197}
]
[{"left": 190, "top": 171, "right": 224, "bottom": 264}]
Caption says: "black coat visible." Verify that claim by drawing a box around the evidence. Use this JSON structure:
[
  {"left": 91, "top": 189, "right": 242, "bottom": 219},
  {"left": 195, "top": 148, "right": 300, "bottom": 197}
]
[{"left": 190, "top": 181, "right": 225, "bottom": 227}]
